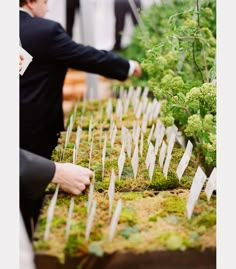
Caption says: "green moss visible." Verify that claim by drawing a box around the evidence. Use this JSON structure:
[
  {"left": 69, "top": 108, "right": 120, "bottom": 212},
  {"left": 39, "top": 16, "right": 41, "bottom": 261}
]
[
  {"left": 158, "top": 231, "right": 187, "bottom": 251},
  {"left": 162, "top": 196, "right": 186, "bottom": 216},
  {"left": 196, "top": 210, "right": 216, "bottom": 228},
  {"left": 119, "top": 206, "right": 138, "bottom": 226},
  {"left": 120, "top": 192, "right": 143, "bottom": 200},
  {"left": 33, "top": 240, "right": 50, "bottom": 251},
  {"left": 64, "top": 234, "right": 84, "bottom": 257}
]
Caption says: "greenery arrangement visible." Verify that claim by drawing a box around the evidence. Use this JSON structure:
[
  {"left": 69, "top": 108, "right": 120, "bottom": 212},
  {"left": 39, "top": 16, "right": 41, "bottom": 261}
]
[{"left": 117, "top": 0, "right": 216, "bottom": 170}]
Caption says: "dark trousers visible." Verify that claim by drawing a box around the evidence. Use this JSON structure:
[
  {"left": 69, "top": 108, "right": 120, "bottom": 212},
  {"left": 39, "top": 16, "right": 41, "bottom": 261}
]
[
  {"left": 113, "top": 0, "right": 141, "bottom": 50},
  {"left": 66, "top": 0, "right": 80, "bottom": 37}
]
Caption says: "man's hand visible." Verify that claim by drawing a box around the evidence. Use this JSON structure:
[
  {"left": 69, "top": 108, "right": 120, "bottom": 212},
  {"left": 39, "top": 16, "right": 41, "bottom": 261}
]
[
  {"left": 52, "top": 163, "right": 94, "bottom": 195},
  {"left": 129, "top": 60, "right": 142, "bottom": 77}
]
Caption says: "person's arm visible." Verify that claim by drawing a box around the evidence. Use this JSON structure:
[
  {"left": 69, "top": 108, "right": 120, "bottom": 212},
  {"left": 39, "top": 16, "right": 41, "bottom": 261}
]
[
  {"left": 48, "top": 22, "right": 141, "bottom": 81},
  {"left": 20, "top": 149, "right": 93, "bottom": 200}
]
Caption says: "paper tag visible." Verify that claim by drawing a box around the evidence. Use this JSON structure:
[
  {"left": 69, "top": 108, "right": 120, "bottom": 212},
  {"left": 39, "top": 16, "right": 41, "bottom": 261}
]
[
  {"left": 147, "top": 124, "right": 155, "bottom": 145},
  {"left": 75, "top": 126, "right": 82, "bottom": 154},
  {"left": 145, "top": 142, "right": 154, "bottom": 169},
  {"left": 65, "top": 197, "right": 74, "bottom": 240},
  {"left": 176, "top": 140, "right": 193, "bottom": 180},
  {"left": 131, "top": 144, "right": 139, "bottom": 179},
  {"left": 205, "top": 167, "right": 217, "bottom": 201},
  {"left": 87, "top": 181, "right": 94, "bottom": 216},
  {"left": 186, "top": 167, "right": 207, "bottom": 219},
  {"left": 102, "top": 134, "right": 107, "bottom": 179},
  {"left": 140, "top": 132, "right": 144, "bottom": 157},
  {"left": 163, "top": 153, "right": 172, "bottom": 178},
  {"left": 88, "top": 137, "right": 93, "bottom": 169},
  {"left": 88, "top": 116, "right": 93, "bottom": 142},
  {"left": 148, "top": 150, "right": 156, "bottom": 180},
  {"left": 152, "top": 99, "right": 161, "bottom": 119},
  {"left": 85, "top": 199, "right": 96, "bottom": 241},
  {"left": 110, "top": 125, "right": 117, "bottom": 148},
  {"left": 19, "top": 46, "right": 33, "bottom": 75},
  {"left": 133, "top": 124, "right": 140, "bottom": 146},
  {"left": 73, "top": 145, "right": 76, "bottom": 164},
  {"left": 109, "top": 199, "right": 122, "bottom": 241},
  {"left": 118, "top": 146, "right": 126, "bottom": 179},
  {"left": 106, "top": 98, "right": 113, "bottom": 118},
  {"left": 108, "top": 170, "right": 116, "bottom": 216},
  {"left": 166, "top": 125, "right": 178, "bottom": 143},
  {"left": 141, "top": 115, "right": 148, "bottom": 133},
  {"left": 44, "top": 184, "right": 59, "bottom": 240},
  {"left": 159, "top": 141, "right": 167, "bottom": 168}
]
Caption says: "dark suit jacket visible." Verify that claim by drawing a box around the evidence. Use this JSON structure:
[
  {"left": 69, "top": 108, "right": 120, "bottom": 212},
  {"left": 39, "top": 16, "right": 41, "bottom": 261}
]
[
  {"left": 20, "top": 149, "right": 56, "bottom": 239},
  {"left": 20, "top": 10, "right": 130, "bottom": 158}
]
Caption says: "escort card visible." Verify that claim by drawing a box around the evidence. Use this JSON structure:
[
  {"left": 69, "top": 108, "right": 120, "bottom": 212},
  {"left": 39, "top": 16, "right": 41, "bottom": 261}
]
[
  {"left": 147, "top": 124, "right": 155, "bottom": 145},
  {"left": 205, "top": 167, "right": 216, "bottom": 201},
  {"left": 19, "top": 45, "right": 33, "bottom": 76},
  {"left": 163, "top": 152, "right": 172, "bottom": 178},
  {"left": 141, "top": 86, "right": 149, "bottom": 102},
  {"left": 85, "top": 199, "right": 97, "bottom": 241},
  {"left": 126, "top": 132, "right": 132, "bottom": 158},
  {"left": 108, "top": 170, "right": 116, "bottom": 216},
  {"left": 135, "top": 101, "right": 143, "bottom": 119},
  {"left": 186, "top": 167, "right": 207, "bottom": 219},
  {"left": 87, "top": 181, "right": 94, "bottom": 216},
  {"left": 148, "top": 150, "right": 156, "bottom": 180},
  {"left": 102, "top": 134, "right": 107, "bottom": 179},
  {"left": 145, "top": 142, "right": 154, "bottom": 169},
  {"left": 73, "top": 145, "right": 76, "bottom": 164},
  {"left": 133, "top": 124, "right": 140, "bottom": 146},
  {"left": 99, "top": 123, "right": 103, "bottom": 146},
  {"left": 152, "top": 99, "right": 161, "bottom": 119},
  {"left": 110, "top": 125, "right": 117, "bottom": 149},
  {"left": 131, "top": 144, "right": 139, "bottom": 179},
  {"left": 159, "top": 141, "right": 167, "bottom": 168},
  {"left": 75, "top": 126, "right": 82, "bottom": 154},
  {"left": 44, "top": 184, "right": 59, "bottom": 240},
  {"left": 166, "top": 125, "right": 178, "bottom": 143},
  {"left": 106, "top": 98, "right": 113, "bottom": 118},
  {"left": 109, "top": 199, "right": 122, "bottom": 241},
  {"left": 141, "top": 115, "right": 148, "bottom": 133},
  {"left": 118, "top": 146, "right": 126, "bottom": 180},
  {"left": 88, "top": 116, "right": 93, "bottom": 142},
  {"left": 65, "top": 197, "right": 74, "bottom": 240},
  {"left": 82, "top": 97, "right": 86, "bottom": 115},
  {"left": 176, "top": 140, "right": 193, "bottom": 180},
  {"left": 88, "top": 137, "right": 94, "bottom": 169},
  {"left": 140, "top": 132, "right": 144, "bottom": 157}
]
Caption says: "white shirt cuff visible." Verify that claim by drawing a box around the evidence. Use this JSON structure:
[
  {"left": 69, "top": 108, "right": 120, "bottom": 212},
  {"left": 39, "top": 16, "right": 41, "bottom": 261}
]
[{"left": 128, "top": 60, "right": 135, "bottom": 77}]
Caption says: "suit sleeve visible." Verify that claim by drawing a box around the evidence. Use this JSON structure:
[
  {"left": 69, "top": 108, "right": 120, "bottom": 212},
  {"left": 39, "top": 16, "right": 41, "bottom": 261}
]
[
  {"left": 20, "top": 149, "right": 56, "bottom": 200},
  {"left": 48, "top": 22, "right": 130, "bottom": 81}
]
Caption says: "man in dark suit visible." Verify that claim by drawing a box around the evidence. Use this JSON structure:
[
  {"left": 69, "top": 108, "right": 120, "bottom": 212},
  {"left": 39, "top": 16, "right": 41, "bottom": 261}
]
[
  {"left": 20, "top": 148, "right": 93, "bottom": 239},
  {"left": 19, "top": 0, "right": 141, "bottom": 159},
  {"left": 113, "top": 0, "right": 141, "bottom": 51}
]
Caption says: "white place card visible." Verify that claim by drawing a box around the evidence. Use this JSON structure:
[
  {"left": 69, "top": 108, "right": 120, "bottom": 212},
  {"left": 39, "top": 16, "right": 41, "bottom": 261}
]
[
  {"left": 147, "top": 124, "right": 155, "bottom": 145},
  {"left": 108, "top": 170, "right": 116, "bottom": 216},
  {"left": 148, "top": 150, "right": 156, "bottom": 180},
  {"left": 145, "top": 142, "right": 154, "bottom": 169},
  {"left": 110, "top": 125, "right": 117, "bottom": 149},
  {"left": 102, "top": 134, "right": 107, "bottom": 179},
  {"left": 152, "top": 99, "right": 161, "bottom": 119},
  {"left": 126, "top": 132, "right": 132, "bottom": 158},
  {"left": 140, "top": 132, "right": 144, "bottom": 157},
  {"left": 133, "top": 125, "right": 140, "bottom": 146},
  {"left": 124, "top": 98, "right": 130, "bottom": 114},
  {"left": 87, "top": 181, "right": 94, "bottom": 216},
  {"left": 116, "top": 99, "right": 123, "bottom": 119},
  {"left": 99, "top": 123, "right": 103, "bottom": 146},
  {"left": 118, "top": 146, "right": 126, "bottom": 180},
  {"left": 88, "top": 137, "right": 94, "bottom": 169},
  {"left": 85, "top": 199, "right": 97, "bottom": 241},
  {"left": 166, "top": 133, "right": 176, "bottom": 157},
  {"left": 44, "top": 184, "right": 60, "bottom": 240},
  {"left": 205, "top": 168, "right": 216, "bottom": 201},
  {"left": 135, "top": 101, "right": 143, "bottom": 119},
  {"left": 141, "top": 96, "right": 148, "bottom": 114},
  {"left": 82, "top": 97, "right": 86, "bottom": 114},
  {"left": 75, "top": 126, "right": 82, "bottom": 154},
  {"left": 19, "top": 45, "right": 33, "bottom": 76},
  {"left": 141, "top": 115, "right": 148, "bottom": 133},
  {"left": 166, "top": 125, "right": 178, "bottom": 143},
  {"left": 106, "top": 98, "right": 113, "bottom": 118},
  {"left": 73, "top": 145, "right": 76, "bottom": 164},
  {"left": 131, "top": 144, "right": 139, "bottom": 179},
  {"left": 65, "top": 197, "right": 74, "bottom": 240},
  {"left": 163, "top": 153, "right": 172, "bottom": 178},
  {"left": 141, "top": 86, "right": 149, "bottom": 101},
  {"left": 186, "top": 167, "right": 207, "bottom": 219},
  {"left": 176, "top": 140, "right": 193, "bottom": 180},
  {"left": 88, "top": 116, "right": 93, "bottom": 142},
  {"left": 159, "top": 141, "right": 167, "bottom": 168},
  {"left": 109, "top": 199, "right": 122, "bottom": 241}
]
